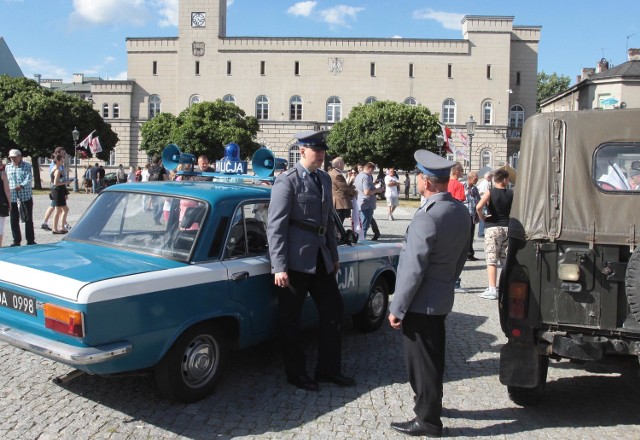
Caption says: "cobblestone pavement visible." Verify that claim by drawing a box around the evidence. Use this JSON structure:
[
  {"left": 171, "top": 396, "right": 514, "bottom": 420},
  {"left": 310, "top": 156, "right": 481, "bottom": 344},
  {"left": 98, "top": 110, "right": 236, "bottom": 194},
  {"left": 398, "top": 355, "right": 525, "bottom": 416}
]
[{"left": 1, "top": 194, "right": 639, "bottom": 439}]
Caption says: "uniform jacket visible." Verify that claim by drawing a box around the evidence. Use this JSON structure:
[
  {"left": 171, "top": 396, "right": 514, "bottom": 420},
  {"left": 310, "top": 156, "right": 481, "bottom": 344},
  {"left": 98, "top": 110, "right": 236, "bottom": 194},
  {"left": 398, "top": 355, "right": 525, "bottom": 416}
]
[
  {"left": 329, "top": 168, "right": 356, "bottom": 210},
  {"left": 268, "top": 162, "right": 339, "bottom": 275},
  {"left": 390, "top": 192, "right": 471, "bottom": 318}
]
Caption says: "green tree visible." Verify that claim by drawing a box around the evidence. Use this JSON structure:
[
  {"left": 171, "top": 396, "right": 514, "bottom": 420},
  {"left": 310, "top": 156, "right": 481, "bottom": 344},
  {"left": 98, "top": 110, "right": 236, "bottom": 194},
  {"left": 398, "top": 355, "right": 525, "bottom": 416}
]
[
  {"left": 537, "top": 71, "right": 571, "bottom": 112},
  {"left": 140, "top": 100, "right": 260, "bottom": 161},
  {"left": 326, "top": 101, "right": 441, "bottom": 170}
]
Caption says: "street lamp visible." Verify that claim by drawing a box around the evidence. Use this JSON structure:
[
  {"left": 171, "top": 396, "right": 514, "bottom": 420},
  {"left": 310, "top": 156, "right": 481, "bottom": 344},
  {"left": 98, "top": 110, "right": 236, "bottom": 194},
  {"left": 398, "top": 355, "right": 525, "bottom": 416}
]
[
  {"left": 466, "top": 115, "right": 477, "bottom": 173},
  {"left": 72, "top": 127, "right": 80, "bottom": 192},
  {"left": 436, "top": 135, "right": 445, "bottom": 157}
]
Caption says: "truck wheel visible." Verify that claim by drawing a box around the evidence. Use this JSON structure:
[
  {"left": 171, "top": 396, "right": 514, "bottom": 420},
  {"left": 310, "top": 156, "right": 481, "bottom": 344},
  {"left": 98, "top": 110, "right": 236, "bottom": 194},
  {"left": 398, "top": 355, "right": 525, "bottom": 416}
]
[
  {"left": 626, "top": 247, "right": 640, "bottom": 322},
  {"left": 155, "top": 323, "right": 228, "bottom": 403},
  {"left": 353, "top": 277, "right": 389, "bottom": 332},
  {"left": 507, "top": 355, "right": 549, "bottom": 406}
]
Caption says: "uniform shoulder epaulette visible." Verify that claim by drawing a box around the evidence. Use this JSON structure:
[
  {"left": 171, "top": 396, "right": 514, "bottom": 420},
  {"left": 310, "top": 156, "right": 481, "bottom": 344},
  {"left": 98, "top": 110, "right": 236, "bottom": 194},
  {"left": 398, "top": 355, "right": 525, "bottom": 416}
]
[
  {"left": 283, "top": 168, "right": 297, "bottom": 177},
  {"left": 423, "top": 200, "right": 437, "bottom": 213}
]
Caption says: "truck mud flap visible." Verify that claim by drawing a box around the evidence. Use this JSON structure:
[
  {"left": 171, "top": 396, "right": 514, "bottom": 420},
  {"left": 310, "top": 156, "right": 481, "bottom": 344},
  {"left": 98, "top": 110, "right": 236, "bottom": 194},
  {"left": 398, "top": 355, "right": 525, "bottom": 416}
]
[{"left": 499, "top": 342, "right": 540, "bottom": 388}]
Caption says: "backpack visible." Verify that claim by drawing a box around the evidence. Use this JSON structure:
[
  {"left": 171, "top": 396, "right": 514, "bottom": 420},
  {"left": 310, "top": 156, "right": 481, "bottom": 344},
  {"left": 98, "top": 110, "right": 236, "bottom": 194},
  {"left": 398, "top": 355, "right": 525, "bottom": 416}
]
[{"left": 148, "top": 165, "right": 162, "bottom": 181}]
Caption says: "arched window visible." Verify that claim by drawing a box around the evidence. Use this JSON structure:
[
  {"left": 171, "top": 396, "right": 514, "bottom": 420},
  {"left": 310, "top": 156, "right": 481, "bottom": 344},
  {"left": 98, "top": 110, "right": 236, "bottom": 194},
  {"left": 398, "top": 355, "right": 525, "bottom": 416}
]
[
  {"left": 364, "top": 96, "right": 377, "bottom": 105},
  {"left": 482, "top": 101, "right": 493, "bottom": 125},
  {"left": 149, "top": 95, "right": 161, "bottom": 119},
  {"left": 442, "top": 98, "right": 456, "bottom": 124},
  {"left": 289, "top": 144, "right": 300, "bottom": 166},
  {"left": 290, "top": 95, "right": 303, "bottom": 120},
  {"left": 256, "top": 95, "right": 269, "bottom": 120},
  {"left": 190, "top": 95, "right": 202, "bottom": 106},
  {"left": 102, "top": 103, "right": 109, "bottom": 119},
  {"left": 112, "top": 103, "right": 120, "bottom": 119},
  {"left": 480, "top": 149, "right": 492, "bottom": 169},
  {"left": 509, "top": 104, "right": 525, "bottom": 127},
  {"left": 326, "top": 96, "right": 342, "bottom": 123},
  {"left": 404, "top": 97, "right": 418, "bottom": 106},
  {"left": 223, "top": 94, "right": 236, "bottom": 104}
]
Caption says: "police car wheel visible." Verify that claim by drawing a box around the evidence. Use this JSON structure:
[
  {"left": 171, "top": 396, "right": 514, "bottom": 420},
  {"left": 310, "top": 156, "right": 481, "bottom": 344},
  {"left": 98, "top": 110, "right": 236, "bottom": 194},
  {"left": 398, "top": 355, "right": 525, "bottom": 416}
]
[
  {"left": 353, "top": 277, "right": 389, "bottom": 333},
  {"left": 625, "top": 247, "right": 640, "bottom": 323},
  {"left": 155, "top": 323, "right": 229, "bottom": 403}
]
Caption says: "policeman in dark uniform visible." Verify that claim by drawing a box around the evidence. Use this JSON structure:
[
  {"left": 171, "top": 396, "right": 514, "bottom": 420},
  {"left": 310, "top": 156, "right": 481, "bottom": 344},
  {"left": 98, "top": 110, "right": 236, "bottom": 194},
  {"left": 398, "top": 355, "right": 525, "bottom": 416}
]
[
  {"left": 267, "top": 131, "right": 355, "bottom": 391},
  {"left": 388, "top": 149, "right": 471, "bottom": 437}
]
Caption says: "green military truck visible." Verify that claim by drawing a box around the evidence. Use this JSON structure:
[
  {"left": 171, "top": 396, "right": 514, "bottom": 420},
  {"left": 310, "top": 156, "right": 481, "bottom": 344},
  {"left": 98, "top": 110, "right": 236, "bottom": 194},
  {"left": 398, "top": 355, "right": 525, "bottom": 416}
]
[{"left": 499, "top": 109, "right": 640, "bottom": 405}]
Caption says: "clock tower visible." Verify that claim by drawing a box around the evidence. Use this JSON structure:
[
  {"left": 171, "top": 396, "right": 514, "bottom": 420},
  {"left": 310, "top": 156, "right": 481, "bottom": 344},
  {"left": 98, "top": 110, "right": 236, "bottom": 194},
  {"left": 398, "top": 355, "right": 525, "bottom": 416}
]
[{"left": 179, "top": 0, "right": 227, "bottom": 40}]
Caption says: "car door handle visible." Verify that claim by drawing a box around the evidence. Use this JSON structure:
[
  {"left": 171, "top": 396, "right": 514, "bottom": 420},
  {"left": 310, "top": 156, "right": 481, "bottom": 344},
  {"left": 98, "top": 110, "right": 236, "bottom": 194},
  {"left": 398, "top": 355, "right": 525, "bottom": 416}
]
[{"left": 231, "top": 271, "right": 249, "bottom": 281}]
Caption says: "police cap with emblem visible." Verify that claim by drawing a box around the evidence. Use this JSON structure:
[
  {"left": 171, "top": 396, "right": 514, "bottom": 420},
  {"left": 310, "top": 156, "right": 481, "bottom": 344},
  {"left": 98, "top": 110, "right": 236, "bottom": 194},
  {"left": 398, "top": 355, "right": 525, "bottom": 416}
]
[
  {"left": 295, "top": 130, "right": 329, "bottom": 150},
  {"left": 414, "top": 149, "right": 456, "bottom": 177}
]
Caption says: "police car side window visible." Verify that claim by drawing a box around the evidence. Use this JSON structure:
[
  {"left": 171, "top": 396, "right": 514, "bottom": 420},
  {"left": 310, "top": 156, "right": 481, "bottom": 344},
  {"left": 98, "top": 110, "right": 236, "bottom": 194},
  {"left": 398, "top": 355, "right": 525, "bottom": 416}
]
[{"left": 224, "top": 201, "right": 269, "bottom": 258}]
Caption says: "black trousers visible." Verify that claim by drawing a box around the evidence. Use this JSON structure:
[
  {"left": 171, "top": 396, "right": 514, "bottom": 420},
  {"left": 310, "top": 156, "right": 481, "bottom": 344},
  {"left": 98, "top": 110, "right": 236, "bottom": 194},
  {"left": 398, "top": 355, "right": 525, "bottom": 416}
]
[
  {"left": 468, "top": 217, "right": 476, "bottom": 257},
  {"left": 371, "top": 217, "right": 380, "bottom": 235},
  {"left": 10, "top": 199, "right": 35, "bottom": 245},
  {"left": 277, "top": 253, "right": 344, "bottom": 379},
  {"left": 336, "top": 208, "right": 350, "bottom": 223},
  {"left": 402, "top": 312, "right": 447, "bottom": 431}
]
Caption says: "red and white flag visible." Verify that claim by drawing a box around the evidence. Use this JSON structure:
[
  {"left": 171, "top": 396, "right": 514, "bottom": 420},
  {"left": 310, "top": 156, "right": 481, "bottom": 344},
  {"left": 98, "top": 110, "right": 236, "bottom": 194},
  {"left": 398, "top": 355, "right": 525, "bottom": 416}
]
[
  {"left": 89, "top": 136, "right": 102, "bottom": 154},
  {"left": 77, "top": 130, "right": 96, "bottom": 151},
  {"left": 438, "top": 123, "right": 454, "bottom": 154}
]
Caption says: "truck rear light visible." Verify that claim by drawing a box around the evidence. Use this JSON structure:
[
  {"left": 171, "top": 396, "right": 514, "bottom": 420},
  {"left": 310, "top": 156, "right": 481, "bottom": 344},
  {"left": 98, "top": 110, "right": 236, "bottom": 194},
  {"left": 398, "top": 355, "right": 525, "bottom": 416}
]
[
  {"left": 511, "top": 328, "right": 522, "bottom": 338},
  {"left": 44, "top": 304, "right": 84, "bottom": 337},
  {"left": 508, "top": 281, "right": 528, "bottom": 320}
]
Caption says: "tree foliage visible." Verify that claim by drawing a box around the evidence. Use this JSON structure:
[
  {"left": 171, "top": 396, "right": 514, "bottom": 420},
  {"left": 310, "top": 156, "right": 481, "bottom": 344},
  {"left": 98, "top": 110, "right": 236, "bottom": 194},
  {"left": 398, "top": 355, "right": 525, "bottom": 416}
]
[
  {"left": 537, "top": 71, "right": 571, "bottom": 111},
  {"left": 326, "top": 101, "right": 441, "bottom": 170},
  {"left": 140, "top": 100, "right": 260, "bottom": 161}
]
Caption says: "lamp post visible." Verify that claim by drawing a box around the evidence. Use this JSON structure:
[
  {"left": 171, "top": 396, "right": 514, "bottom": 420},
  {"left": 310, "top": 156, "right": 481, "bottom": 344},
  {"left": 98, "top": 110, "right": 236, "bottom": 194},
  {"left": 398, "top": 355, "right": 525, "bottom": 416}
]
[
  {"left": 436, "top": 135, "right": 445, "bottom": 157},
  {"left": 72, "top": 127, "right": 80, "bottom": 192},
  {"left": 466, "top": 115, "right": 477, "bottom": 173}
]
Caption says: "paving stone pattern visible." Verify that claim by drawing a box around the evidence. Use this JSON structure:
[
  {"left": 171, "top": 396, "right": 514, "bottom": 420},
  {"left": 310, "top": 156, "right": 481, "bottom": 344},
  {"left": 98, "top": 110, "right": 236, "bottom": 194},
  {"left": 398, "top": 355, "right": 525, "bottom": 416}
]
[{"left": 1, "top": 195, "right": 639, "bottom": 439}]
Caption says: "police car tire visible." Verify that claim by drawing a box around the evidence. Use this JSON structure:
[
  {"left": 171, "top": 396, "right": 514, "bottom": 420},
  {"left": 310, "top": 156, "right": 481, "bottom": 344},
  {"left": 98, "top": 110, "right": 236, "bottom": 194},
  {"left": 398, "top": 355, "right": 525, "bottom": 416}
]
[
  {"left": 155, "top": 323, "right": 229, "bottom": 403},
  {"left": 353, "top": 277, "right": 389, "bottom": 333},
  {"left": 625, "top": 247, "right": 640, "bottom": 322}
]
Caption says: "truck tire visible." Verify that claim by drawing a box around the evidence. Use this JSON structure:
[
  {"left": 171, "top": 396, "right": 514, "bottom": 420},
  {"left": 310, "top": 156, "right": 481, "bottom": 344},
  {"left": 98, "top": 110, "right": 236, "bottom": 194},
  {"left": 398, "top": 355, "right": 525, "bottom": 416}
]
[
  {"left": 507, "top": 355, "right": 549, "bottom": 406},
  {"left": 626, "top": 247, "right": 640, "bottom": 322},
  {"left": 353, "top": 277, "right": 389, "bottom": 332},
  {"left": 155, "top": 323, "right": 229, "bottom": 403}
]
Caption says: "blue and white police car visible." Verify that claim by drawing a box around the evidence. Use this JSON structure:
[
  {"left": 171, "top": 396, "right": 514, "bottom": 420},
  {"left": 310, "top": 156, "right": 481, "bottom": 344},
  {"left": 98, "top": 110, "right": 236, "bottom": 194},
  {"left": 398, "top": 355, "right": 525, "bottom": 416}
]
[{"left": 0, "top": 148, "right": 401, "bottom": 403}]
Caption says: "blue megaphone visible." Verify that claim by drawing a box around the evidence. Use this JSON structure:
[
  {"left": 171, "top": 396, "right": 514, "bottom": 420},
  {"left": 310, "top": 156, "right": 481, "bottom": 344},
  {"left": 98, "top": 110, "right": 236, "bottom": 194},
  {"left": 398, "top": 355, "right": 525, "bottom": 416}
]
[
  {"left": 252, "top": 148, "right": 288, "bottom": 178},
  {"left": 162, "top": 144, "right": 196, "bottom": 172}
]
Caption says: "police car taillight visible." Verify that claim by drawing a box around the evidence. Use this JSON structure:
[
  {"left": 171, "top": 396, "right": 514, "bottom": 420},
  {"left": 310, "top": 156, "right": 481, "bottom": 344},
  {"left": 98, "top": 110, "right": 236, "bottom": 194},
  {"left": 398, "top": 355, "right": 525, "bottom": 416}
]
[
  {"left": 44, "top": 304, "right": 84, "bottom": 337},
  {"left": 508, "top": 281, "right": 528, "bottom": 320}
]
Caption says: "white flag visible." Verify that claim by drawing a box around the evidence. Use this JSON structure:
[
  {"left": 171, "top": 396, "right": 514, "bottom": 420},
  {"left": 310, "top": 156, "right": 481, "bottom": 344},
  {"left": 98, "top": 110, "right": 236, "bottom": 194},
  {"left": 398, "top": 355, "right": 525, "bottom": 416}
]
[{"left": 89, "top": 135, "right": 102, "bottom": 154}]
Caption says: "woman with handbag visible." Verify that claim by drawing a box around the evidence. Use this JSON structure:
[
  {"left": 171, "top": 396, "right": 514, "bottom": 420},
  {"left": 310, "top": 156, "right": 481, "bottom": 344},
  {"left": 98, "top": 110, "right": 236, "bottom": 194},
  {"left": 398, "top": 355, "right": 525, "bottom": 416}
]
[{"left": 0, "top": 164, "right": 11, "bottom": 246}]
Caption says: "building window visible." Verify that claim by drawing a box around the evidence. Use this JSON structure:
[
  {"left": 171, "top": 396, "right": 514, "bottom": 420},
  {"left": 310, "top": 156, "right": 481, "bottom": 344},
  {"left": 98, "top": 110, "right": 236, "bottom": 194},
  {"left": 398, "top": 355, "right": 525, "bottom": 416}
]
[
  {"left": 480, "top": 149, "right": 492, "bottom": 169},
  {"left": 149, "top": 95, "right": 161, "bottom": 119},
  {"left": 289, "top": 144, "right": 300, "bottom": 166},
  {"left": 102, "top": 103, "right": 109, "bottom": 118},
  {"left": 370, "top": 62, "right": 376, "bottom": 77},
  {"left": 227, "top": 60, "right": 232, "bottom": 76},
  {"left": 290, "top": 95, "right": 303, "bottom": 120},
  {"left": 190, "top": 95, "right": 202, "bottom": 106},
  {"left": 482, "top": 101, "right": 493, "bottom": 125},
  {"left": 260, "top": 61, "right": 266, "bottom": 75},
  {"left": 448, "top": 64, "right": 452, "bottom": 78},
  {"left": 195, "top": 61, "right": 200, "bottom": 75},
  {"left": 487, "top": 64, "right": 492, "bottom": 79},
  {"left": 516, "top": 71, "right": 521, "bottom": 86},
  {"left": 294, "top": 61, "right": 300, "bottom": 76},
  {"left": 326, "top": 96, "right": 342, "bottom": 123},
  {"left": 223, "top": 94, "right": 236, "bottom": 104},
  {"left": 112, "top": 103, "right": 120, "bottom": 119},
  {"left": 153, "top": 61, "right": 157, "bottom": 75},
  {"left": 108, "top": 149, "right": 116, "bottom": 167},
  {"left": 509, "top": 104, "right": 525, "bottom": 127},
  {"left": 404, "top": 97, "right": 417, "bottom": 106},
  {"left": 409, "top": 63, "right": 414, "bottom": 78},
  {"left": 365, "top": 96, "right": 377, "bottom": 105},
  {"left": 256, "top": 95, "right": 269, "bottom": 120},
  {"left": 442, "top": 98, "right": 456, "bottom": 124}
]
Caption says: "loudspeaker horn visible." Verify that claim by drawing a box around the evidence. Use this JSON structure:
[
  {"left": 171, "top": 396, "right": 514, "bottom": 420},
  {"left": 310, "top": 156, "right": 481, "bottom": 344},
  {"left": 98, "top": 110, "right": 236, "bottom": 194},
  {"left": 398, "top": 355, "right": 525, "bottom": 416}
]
[
  {"left": 162, "top": 143, "right": 196, "bottom": 172},
  {"left": 252, "top": 148, "right": 288, "bottom": 178}
]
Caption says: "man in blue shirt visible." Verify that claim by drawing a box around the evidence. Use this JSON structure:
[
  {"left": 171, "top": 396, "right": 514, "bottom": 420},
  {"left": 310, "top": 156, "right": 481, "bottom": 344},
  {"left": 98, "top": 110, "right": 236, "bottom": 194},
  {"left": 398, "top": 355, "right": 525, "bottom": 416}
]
[{"left": 6, "top": 149, "right": 35, "bottom": 246}]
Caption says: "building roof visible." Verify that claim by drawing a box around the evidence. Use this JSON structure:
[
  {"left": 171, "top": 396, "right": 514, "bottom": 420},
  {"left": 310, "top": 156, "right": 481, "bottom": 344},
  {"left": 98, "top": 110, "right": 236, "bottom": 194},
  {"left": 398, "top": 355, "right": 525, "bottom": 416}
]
[
  {"left": 0, "top": 37, "right": 24, "bottom": 77},
  {"left": 589, "top": 60, "right": 640, "bottom": 80}
]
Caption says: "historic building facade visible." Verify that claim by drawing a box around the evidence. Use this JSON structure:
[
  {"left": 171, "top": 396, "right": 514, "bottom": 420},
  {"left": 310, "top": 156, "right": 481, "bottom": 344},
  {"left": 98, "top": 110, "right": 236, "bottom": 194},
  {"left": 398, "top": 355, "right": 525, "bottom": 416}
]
[{"left": 91, "top": 0, "right": 540, "bottom": 171}]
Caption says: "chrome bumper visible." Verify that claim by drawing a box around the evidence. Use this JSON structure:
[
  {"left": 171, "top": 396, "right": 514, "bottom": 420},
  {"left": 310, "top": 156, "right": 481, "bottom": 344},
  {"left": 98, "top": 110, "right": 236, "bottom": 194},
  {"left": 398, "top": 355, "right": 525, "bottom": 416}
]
[{"left": 0, "top": 325, "right": 132, "bottom": 366}]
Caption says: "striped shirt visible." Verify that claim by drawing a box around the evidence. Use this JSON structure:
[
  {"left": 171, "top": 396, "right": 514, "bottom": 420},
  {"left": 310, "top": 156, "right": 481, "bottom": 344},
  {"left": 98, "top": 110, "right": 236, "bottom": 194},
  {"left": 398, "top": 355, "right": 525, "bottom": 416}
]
[{"left": 6, "top": 160, "right": 33, "bottom": 202}]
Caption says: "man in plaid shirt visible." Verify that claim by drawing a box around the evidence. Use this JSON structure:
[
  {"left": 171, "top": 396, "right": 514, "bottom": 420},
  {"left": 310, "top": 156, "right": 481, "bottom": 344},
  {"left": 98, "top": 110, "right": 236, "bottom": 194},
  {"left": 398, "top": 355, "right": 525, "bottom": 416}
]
[
  {"left": 463, "top": 171, "right": 480, "bottom": 261},
  {"left": 6, "top": 149, "right": 35, "bottom": 246}
]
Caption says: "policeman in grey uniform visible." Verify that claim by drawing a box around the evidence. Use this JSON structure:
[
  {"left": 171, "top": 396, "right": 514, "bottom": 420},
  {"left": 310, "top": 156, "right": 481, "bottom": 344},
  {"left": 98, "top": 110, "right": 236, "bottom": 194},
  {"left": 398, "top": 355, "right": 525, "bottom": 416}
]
[
  {"left": 388, "top": 149, "right": 471, "bottom": 438},
  {"left": 267, "top": 131, "right": 354, "bottom": 391}
]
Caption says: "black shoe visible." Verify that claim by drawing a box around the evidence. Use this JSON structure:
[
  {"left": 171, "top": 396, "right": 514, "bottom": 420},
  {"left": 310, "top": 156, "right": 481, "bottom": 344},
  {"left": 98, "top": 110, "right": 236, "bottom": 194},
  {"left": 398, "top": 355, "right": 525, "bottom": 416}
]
[
  {"left": 371, "top": 233, "right": 380, "bottom": 241},
  {"left": 27, "top": 241, "right": 37, "bottom": 245},
  {"left": 467, "top": 255, "right": 479, "bottom": 261},
  {"left": 390, "top": 418, "right": 442, "bottom": 437},
  {"left": 315, "top": 373, "right": 355, "bottom": 387},
  {"left": 10, "top": 242, "right": 20, "bottom": 247},
  {"left": 286, "top": 374, "right": 318, "bottom": 391}
]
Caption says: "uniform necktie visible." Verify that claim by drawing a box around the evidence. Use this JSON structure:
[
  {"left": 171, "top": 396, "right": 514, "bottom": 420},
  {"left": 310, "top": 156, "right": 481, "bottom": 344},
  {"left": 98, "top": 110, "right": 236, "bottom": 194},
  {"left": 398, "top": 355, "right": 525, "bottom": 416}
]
[{"left": 311, "top": 172, "right": 322, "bottom": 193}]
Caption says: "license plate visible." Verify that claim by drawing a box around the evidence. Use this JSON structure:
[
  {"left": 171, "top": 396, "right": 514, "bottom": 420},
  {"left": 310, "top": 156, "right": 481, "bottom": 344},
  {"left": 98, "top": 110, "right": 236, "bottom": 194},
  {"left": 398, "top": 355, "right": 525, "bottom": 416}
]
[{"left": 0, "top": 290, "right": 37, "bottom": 316}]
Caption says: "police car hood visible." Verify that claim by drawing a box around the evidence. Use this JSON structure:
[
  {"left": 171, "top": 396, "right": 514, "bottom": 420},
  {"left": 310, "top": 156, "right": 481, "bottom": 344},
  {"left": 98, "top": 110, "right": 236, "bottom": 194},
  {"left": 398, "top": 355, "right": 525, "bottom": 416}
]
[{"left": 0, "top": 242, "right": 185, "bottom": 302}]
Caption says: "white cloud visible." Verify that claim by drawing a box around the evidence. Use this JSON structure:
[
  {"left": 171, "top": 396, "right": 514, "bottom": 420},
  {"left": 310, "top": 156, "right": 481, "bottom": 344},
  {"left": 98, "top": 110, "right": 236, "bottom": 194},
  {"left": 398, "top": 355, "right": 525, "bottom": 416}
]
[
  {"left": 287, "top": 1, "right": 317, "bottom": 17},
  {"left": 17, "top": 57, "right": 69, "bottom": 81},
  {"left": 319, "top": 5, "right": 363, "bottom": 27},
  {"left": 70, "top": 0, "right": 150, "bottom": 27},
  {"left": 412, "top": 9, "right": 464, "bottom": 31},
  {"left": 392, "top": 35, "right": 402, "bottom": 39},
  {"left": 152, "top": 0, "right": 178, "bottom": 27}
]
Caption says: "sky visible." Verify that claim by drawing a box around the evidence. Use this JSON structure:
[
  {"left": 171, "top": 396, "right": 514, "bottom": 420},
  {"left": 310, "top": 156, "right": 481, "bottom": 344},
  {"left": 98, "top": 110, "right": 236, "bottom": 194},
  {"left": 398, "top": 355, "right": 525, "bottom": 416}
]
[{"left": 1, "top": 0, "right": 640, "bottom": 85}]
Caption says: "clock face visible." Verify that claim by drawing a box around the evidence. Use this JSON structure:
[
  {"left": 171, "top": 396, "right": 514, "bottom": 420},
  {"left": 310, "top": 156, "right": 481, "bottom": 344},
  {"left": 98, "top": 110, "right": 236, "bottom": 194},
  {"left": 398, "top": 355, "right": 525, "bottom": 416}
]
[{"left": 191, "top": 12, "right": 206, "bottom": 27}]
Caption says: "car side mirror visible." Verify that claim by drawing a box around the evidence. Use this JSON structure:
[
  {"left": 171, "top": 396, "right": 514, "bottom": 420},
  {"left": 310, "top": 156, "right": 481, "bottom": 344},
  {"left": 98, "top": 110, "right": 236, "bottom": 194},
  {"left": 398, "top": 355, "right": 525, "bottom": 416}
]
[{"left": 345, "top": 229, "right": 358, "bottom": 244}]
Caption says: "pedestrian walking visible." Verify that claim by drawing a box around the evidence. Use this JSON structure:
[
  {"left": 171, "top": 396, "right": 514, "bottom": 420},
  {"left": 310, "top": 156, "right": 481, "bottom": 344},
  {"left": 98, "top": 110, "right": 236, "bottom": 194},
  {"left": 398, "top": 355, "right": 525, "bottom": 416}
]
[
  {"left": 463, "top": 171, "right": 481, "bottom": 261},
  {"left": 41, "top": 146, "right": 68, "bottom": 232},
  {"left": 404, "top": 172, "right": 411, "bottom": 200},
  {"left": 388, "top": 149, "right": 470, "bottom": 438},
  {"left": 354, "top": 162, "right": 383, "bottom": 240},
  {"left": 6, "top": 149, "right": 36, "bottom": 246},
  {"left": 329, "top": 157, "right": 356, "bottom": 223},
  {"left": 0, "top": 163, "right": 10, "bottom": 247},
  {"left": 384, "top": 166, "right": 400, "bottom": 220},
  {"left": 49, "top": 154, "right": 70, "bottom": 234}
]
